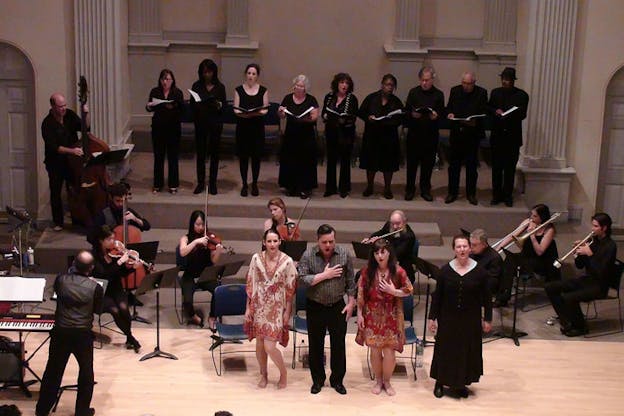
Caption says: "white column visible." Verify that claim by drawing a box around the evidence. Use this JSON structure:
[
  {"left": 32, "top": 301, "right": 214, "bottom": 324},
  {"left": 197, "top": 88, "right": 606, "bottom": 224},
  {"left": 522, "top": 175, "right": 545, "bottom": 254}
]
[
  {"left": 225, "top": 0, "right": 250, "bottom": 46},
  {"left": 74, "top": 0, "right": 127, "bottom": 146},
  {"left": 393, "top": 0, "right": 421, "bottom": 50},
  {"left": 483, "top": 0, "right": 517, "bottom": 52},
  {"left": 128, "top": 0, "right": 162, "bottom": 44}
]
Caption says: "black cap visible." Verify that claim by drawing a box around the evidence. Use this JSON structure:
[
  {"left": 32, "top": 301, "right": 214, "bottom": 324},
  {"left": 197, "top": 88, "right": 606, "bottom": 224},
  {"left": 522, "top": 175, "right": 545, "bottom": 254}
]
[{"left": 500, "top": 67, "right": 517, "bottom": 80}]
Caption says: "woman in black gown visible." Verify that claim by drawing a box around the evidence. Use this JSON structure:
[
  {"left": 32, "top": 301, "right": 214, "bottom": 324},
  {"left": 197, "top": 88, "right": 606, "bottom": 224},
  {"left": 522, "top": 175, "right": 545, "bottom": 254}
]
[
  {"left": 91, "top": 226, "right": 141, "bottom": 352},
  {"left": 278, "top": 74, "right": 319, "bottom": 199},
  {"left": 357, "top": 74, "right": 404, "bottom": 199},
  {"left": 234, "top": 63, "right": 269, "bottom": 197},
  {"left": 146, "top": 68, "right": 184, "bottom": 194},
  {"left": 321, "top": 73, "right": 358, "bottom": 198},
  {"left": 428, "top": 234, "right": 492, "bottom": 398}
]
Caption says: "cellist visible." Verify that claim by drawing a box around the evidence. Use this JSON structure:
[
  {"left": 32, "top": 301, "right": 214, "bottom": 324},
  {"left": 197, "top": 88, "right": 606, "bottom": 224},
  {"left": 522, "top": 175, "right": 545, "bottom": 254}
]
[
  {"left": 263, "top": 198, "right": 299, "bottom": 240},
  {"left": 41, "top": 93, "right": 88, "bottom": 231}
]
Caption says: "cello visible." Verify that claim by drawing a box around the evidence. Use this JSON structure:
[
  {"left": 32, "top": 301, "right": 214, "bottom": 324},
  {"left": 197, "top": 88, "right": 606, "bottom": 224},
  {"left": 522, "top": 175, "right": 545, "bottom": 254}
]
[{"left": 66, "top": 76, "right": 111, "bottom": 227}]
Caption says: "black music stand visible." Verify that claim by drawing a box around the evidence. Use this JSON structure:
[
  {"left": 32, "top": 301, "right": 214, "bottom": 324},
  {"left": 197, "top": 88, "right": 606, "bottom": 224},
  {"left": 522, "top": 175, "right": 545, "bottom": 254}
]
[
  {"left": 413, "top": 257, "right": 440, "bottom": 347},
  {"left": 136, "top": 267, "right": 179, "bottom": 361},
  {"left": 280, "top": 241, "right": 308, "bottom": 262},
  {"left": 0, "top": 277, "right": 47, "bottom": 397},
  {"left": 460, "top": 228, "right": 471, "bottom": 238},
  {"left": 6, "top": 206, "right": 33, "bottom": 276},
  {"left": 352, "top": 242, "right": 372, "bottom": 260},
  {"left": 126, "top": 241, "right": 159, "bottom": 325},
  {"left": 84, "top": 148, "right": 129, "bottom": 167},
  {"left": 492, "top": 249, "right": 529, "bottom": 346}
]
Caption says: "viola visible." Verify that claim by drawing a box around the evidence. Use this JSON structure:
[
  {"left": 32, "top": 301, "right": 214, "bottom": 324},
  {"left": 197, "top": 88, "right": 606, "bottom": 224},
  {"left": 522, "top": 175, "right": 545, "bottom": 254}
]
[
  {"left": 277, "top": 221, "right": 300, "bottom": 241},
  {"left": 109, "top": 240, "right": 154, "bottom": 270},
  {"left": 203, "top": 231, "right": 235, "bottom": 255}
]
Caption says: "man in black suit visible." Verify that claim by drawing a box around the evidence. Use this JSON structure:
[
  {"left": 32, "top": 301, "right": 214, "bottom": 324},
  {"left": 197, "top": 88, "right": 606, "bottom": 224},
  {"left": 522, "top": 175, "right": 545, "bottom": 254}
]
[{"left": 488, "top": 67, "right": 529, "bottom": 207}]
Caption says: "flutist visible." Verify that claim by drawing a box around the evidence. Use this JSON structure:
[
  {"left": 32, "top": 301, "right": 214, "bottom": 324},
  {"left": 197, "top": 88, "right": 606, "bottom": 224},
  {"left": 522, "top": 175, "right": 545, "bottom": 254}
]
[{"left": 545, "top": 213, "right": 617, "bottom": 337}]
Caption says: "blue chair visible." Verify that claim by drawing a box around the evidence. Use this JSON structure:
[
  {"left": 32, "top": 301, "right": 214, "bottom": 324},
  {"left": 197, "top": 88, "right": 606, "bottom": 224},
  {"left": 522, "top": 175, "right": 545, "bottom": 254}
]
[
  {"left": 210, "top": 284, "right": 249, "bottom": 376},
  {"left": 291, "top": 285, "right": 309, "bottom": 369},
  {"left": 366, "top": 294, "right": 418, "bottom": 380}
]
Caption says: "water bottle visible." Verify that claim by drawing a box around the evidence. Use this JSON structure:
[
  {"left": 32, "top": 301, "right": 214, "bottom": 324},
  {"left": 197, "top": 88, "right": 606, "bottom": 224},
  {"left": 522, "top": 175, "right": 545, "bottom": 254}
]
[
  {"left": 416, "top": 339, "right": 424, "bottom": 368},
  {"left": 27, "top": 247, "right": 34, "bottom": 266}
]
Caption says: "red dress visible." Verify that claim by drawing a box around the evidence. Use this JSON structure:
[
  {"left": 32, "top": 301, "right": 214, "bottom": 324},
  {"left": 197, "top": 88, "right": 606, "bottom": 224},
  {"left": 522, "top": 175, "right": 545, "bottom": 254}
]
[{"left": 356, "top": 266, "right": 413, "bottom": 352}]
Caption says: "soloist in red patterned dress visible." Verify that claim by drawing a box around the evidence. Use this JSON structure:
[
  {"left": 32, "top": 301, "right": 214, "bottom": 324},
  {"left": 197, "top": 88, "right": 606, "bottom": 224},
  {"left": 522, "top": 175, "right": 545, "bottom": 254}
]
[
  {"left": 356, "top": 266, "right": 413, "bottom": 352},
  {"left": 244, "top": 251, "right": 297, "bottom": 346}
]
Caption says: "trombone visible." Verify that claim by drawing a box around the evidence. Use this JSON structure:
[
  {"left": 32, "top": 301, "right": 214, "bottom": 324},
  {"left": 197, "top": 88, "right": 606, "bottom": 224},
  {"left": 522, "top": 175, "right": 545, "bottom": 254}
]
[
  {"left": 553, "top": 231, "right": 594, "bottom": 269},
  {"left": 491, "top": 212, "right": 562, "bottom": 254}
]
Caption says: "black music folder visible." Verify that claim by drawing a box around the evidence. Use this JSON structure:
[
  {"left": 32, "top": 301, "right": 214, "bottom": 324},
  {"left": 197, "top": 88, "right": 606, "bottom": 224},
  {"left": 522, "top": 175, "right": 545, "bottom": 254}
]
[
  {"left": 351, "top": 242, "right": 371, "bottom": 260},
  {"left": 281, "top": 241, "right": 308, "bottom": 261}
]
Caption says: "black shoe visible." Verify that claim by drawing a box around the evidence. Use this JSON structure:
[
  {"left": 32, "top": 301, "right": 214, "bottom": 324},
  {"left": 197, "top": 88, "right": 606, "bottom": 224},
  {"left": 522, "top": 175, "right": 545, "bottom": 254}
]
[
  {"left": 209, "top": 337, "right": 225, "bottom": 351},
  {"left": 324, "top": 190, "right": 336, "bottom": 197},
  {"left": 467, "top": 195, "right": 478, "bottom": 205},
  {"left": 404, "top": 190, "right": 415, "bottom": 201},
  {"left": 240, "top": 185, "right": 248, "bottom": 197},
  {"left": 444, "top": 194, "right": 457, "bottom": 204},
  {"left": 383, "top": 188, "right": 393, "bottom": 199},
  {"left": 564, "top": 327, "right": 588, "bottom": 337},
  {"left": 504, "top": 198, "right": 513, "bottom": 207},
  {"left": 187, "top": 314, "right": 204, "bottom": 328},
  {"left": 362, "top": 185, "right": 373, "bottom": 197},
  {"left": 434, "top": 382, "right": 444, "bottom": 398},
  {"left": 251, "top": 182, "right": 259, "bottom": 196},
  {"left": 310, "top": 383, "right": 323, "bottom": 394},
  {"left": 286, "top": 188, "right": 296, "bottom": 197},
  {"left": 457, "top": 387, "right": 469, "bottom": 398},
  {"left": 125, "top": 336, "right": 141, "bottom": 353},
  {"left": 330, "top": 382, "right": 347, "bottom": 395},
  {"left": 128, "top": 293, "right": 143, "bottom": 307},
  {"left": 490, "top": 198, "right": 502, "bottom": 206},
  {"left": 300, "top": 191, "right": 310, "bottom": 199},
  {"left": 339, "top": 191, "right": 349, "bottom": 198},
  {"left": 193, "top": 183, "right": 205, "bottom": 194},
  {"left": 421, "top": 192, "right": 433, "bottom": 202},
  {"left": 209, "top": 183, "right": 217, "bottom": 195}
]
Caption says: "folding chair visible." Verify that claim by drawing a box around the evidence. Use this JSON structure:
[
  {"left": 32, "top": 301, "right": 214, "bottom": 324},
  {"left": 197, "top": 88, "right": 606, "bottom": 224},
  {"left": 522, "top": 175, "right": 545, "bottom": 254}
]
[
  {"left": 584, "top": 259, "right": 624, "bottom": 338},
  {"left": 210, "top": 284, "right": 249, "bottom": 376}
]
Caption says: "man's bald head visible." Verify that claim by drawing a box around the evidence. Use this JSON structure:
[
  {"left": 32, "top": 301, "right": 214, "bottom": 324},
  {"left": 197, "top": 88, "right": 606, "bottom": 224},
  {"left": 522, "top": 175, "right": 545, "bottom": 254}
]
[
  {"left": 74, "top": 250, "right": 94, "bottom": 276},
  {"left": 50, "top": 93, "right": 67, "bottom": 119}
]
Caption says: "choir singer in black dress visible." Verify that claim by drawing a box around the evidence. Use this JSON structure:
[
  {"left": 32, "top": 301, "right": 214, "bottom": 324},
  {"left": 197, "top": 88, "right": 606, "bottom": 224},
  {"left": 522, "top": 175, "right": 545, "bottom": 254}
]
[
  {"left": 234, "top": 63, "right": 269, "bottom": 197},
  {"left": 321, "top": 73, "right": 358, "bottom": 198},
  {"left": 278, "top": 75, "right": 319, "bottom": 199},
  {"left": 428, "top": 235, "right": 492, "bottom": 399},
  {"left": 146, "top": 69, "right": 184, "bottom": 194},
  {"left": 358, "top": 74, "right": 404, "bottom": 199}
]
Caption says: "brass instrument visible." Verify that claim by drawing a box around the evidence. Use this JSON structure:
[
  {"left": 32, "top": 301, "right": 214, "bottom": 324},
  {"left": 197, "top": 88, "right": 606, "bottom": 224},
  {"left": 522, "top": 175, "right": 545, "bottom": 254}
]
[
  {"left": 491, "top": 218, "right": 530, "bottom": 253},
  {"left": 553, "top": 231, "right": 594, "bottom": 269},
  {"left": 511, "top": 212, "right": 561, "bottom": 249}
]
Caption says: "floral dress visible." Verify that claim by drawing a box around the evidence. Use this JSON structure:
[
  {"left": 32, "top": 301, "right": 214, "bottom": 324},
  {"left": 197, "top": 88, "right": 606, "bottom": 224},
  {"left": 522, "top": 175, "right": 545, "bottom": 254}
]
[
  {"left": 244, "top": 251, "right": 297, "bottom": 346},
  {"left": 356, "top": 266, "right": 413, "bottom": 352}
]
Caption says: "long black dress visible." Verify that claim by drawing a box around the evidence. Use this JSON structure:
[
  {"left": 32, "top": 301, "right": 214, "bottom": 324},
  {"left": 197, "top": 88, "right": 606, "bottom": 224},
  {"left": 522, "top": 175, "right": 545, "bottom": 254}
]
[
  {"left": 429, "top": 259, "right": 492, "bottom": 388},
  {"left": 278, "top": 93, "right": 319, "bottom": 193},
  {"left": 357, "top": 90, "right": 404, "bottom": 172},
  {"left": 235, "top": 85, "right": 267, "bottom": 159}
]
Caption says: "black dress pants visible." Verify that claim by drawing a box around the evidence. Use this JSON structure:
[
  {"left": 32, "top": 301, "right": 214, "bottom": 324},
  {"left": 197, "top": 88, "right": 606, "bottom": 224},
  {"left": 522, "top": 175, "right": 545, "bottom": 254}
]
[
  {"left": 195, "top": 122, "right": 223, "bottom": 185},
  {"left": 325, "top": 129, "right": 353, "bottom": 194},
  {"left": 448, "top": 133, "right": 479, "bottom": 197},
  {"left": 180, "top": 273, "right": 218, "bottom": 318},
  {"left": 36, "top": 328, "right": 94, "bottom": 416},
  {"left": 152, "top": 125, "right": 180, "bottom": 189},
  {"left": 47, "top": 164, "right": 71, "bottom": 227},
  {"left": 405, "top": 133, "right": 438, "bottom": 194},
  {"left": 305, "top": 298, "right": 347, "bottom": 386},
  {"left": 491, "top": 142, "right": 520, "bottom": 201},
  {"left": 545, "top": 277, "right": 603, "bottom": 330}
]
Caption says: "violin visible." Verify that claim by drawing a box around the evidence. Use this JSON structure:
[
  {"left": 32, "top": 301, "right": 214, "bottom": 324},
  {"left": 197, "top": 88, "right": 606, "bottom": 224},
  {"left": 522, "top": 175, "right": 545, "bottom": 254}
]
[
  {"left": 277, "top": 197, "right": 311, "bottom": 241},
  {"left": 109, "top": 240, "right": 154, "bottom": 270}
]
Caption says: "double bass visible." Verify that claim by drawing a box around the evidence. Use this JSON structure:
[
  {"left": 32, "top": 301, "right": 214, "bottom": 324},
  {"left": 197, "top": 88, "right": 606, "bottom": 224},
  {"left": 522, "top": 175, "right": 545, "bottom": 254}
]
[
  {"left": 67, "top": 76, "right": 111, "bottom": 227},
  {"left": 113, "top": 191, "right": 149, "bottom": 290}
]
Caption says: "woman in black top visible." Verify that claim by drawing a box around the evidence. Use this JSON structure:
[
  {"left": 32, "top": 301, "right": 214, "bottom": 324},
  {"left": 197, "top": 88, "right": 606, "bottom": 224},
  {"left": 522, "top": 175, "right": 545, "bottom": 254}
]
[
  {"left": 234, "top": 63, "right": 269, "bottom": 197},
  {"left": 146, "top": 69, "right": 184, "bottom": 194},
  {"left": 178, "top": 210, "right": 224, "bottom": 328},
  {"left": 321, "top": 73, "right": 358, "bottom": 198},
  {"left": 190, "top": 59, "right": 226, "bottom": 195},
  {"left": 278, "top": 74, "right": 319, "bottom": 199},
  {"left": 358, "top": 74, "right": 404, "bottom": 199},
  {"left": 91, "top": 225, "right": 141, "bottom": 352}
]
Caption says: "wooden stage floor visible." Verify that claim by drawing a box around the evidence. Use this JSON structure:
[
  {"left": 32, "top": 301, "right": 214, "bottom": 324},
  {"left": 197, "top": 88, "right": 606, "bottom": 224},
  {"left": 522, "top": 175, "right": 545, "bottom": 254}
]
[{"left": 2, "top": 328, "right": 623, "bottom": 416}]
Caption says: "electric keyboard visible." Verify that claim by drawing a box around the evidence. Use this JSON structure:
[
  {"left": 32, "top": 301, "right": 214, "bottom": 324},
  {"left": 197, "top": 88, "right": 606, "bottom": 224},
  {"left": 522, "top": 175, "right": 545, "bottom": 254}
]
[{"left": 0, "top": 313, "right": 55, "bottom": 332}]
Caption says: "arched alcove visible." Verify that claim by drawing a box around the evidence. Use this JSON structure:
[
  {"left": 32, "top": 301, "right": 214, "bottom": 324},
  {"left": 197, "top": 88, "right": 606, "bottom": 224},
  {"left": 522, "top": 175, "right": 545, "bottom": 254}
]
[{"left": 0, "top": 42, "right": 36, "bottom": 216}]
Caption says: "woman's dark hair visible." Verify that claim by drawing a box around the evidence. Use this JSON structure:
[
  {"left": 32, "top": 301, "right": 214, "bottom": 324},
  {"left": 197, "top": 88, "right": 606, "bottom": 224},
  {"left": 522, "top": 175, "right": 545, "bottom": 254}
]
[
  {"left": 197, "top": 59, "right": 220, "bottom": 85},
  {"left": 245, "top": 63, "right": 261, "bottom": 76},
  {"left": 92, "top": 225, "right": 115, "bottom": 254},
  {"left": 187, "top": 210, "right": 206, "bottom": 241},
  {"left": 263, "top": 227, "right": 281, "bottom": 241},
  {"left": 157, "top": 68, "right": 176, "bottom": 89},
  {"left": 381, "top": 73, "right": 397, "bottom": 88},
  {"left": 363, "top": 239, "right": 398, "bottom": 303},
  {"left": 532, "top": 204, "right": 551, "bottom": 225},
  {"left": 330, "top": 73, "right": 354, "bottom": 94},
  {"left": 592, "top": 212, "right": 612, "bottom": 237},
  {"left": 452, "top": 234, "right": 470, "bottom": 249}
]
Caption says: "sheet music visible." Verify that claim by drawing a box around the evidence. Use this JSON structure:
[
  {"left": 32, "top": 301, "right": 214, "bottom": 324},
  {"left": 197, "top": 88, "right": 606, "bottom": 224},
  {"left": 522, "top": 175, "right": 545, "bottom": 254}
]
[
  {"left": 188, "top": 89, "right": 201, "bottom": 102},
  {"left": 0, "top": 277, "right": 46, "bottom": 302}
]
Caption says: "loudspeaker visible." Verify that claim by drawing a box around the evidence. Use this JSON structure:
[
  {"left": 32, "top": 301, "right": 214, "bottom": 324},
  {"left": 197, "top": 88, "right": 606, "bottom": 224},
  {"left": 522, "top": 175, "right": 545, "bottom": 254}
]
[{"left": 0, "top": 341, "right": 23, "bottom": 383}]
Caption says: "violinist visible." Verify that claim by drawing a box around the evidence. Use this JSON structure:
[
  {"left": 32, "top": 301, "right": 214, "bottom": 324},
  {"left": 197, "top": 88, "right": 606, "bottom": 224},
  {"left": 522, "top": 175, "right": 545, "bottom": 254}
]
[
  {"left": 263, "top": 198, "right": 298, "bottom": 241},
  {"left": 41, "top": 93, "right": 89, "bottom": 231},
  {"left": 91, "top": 225, "right": 141, "bottom": 352},
  {"left": 362, "top": 210, "right": 417, "bottom": 283},
  {"left": 179, "top": 210, "right": 225, "bottom": 328}
]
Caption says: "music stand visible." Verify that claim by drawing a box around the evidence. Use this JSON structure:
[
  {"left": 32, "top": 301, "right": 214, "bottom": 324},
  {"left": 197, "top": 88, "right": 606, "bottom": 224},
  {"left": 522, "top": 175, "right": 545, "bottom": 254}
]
[
  {"left": 0, "top": 277, "right": 46, "bottom": 397},
  {"left": 351, "top": 242, "right": 372, "bottom": 260},
  {"left": 413, "top": 257, "right": 440, "bottom": 347},
  {"left": 6, "top": 206, "right": 32, "bottom": 276},
  {"left": 85, "top": 148, "right": 129, "bottom": 167},
  {"left": 492, "top": 249, "right": 529, "bottom": 346},
  {"left": 460, "top": 228, "right": 471, "bottom": 238},
  {"left": 280, "top": 241, "right": 308, "bottom": 262},
  {"left": 126, "top": 241, "right": 159, "bottom": 325},
  {"left": 136, "top": 267, "right": 179, "bottom": 361}
]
